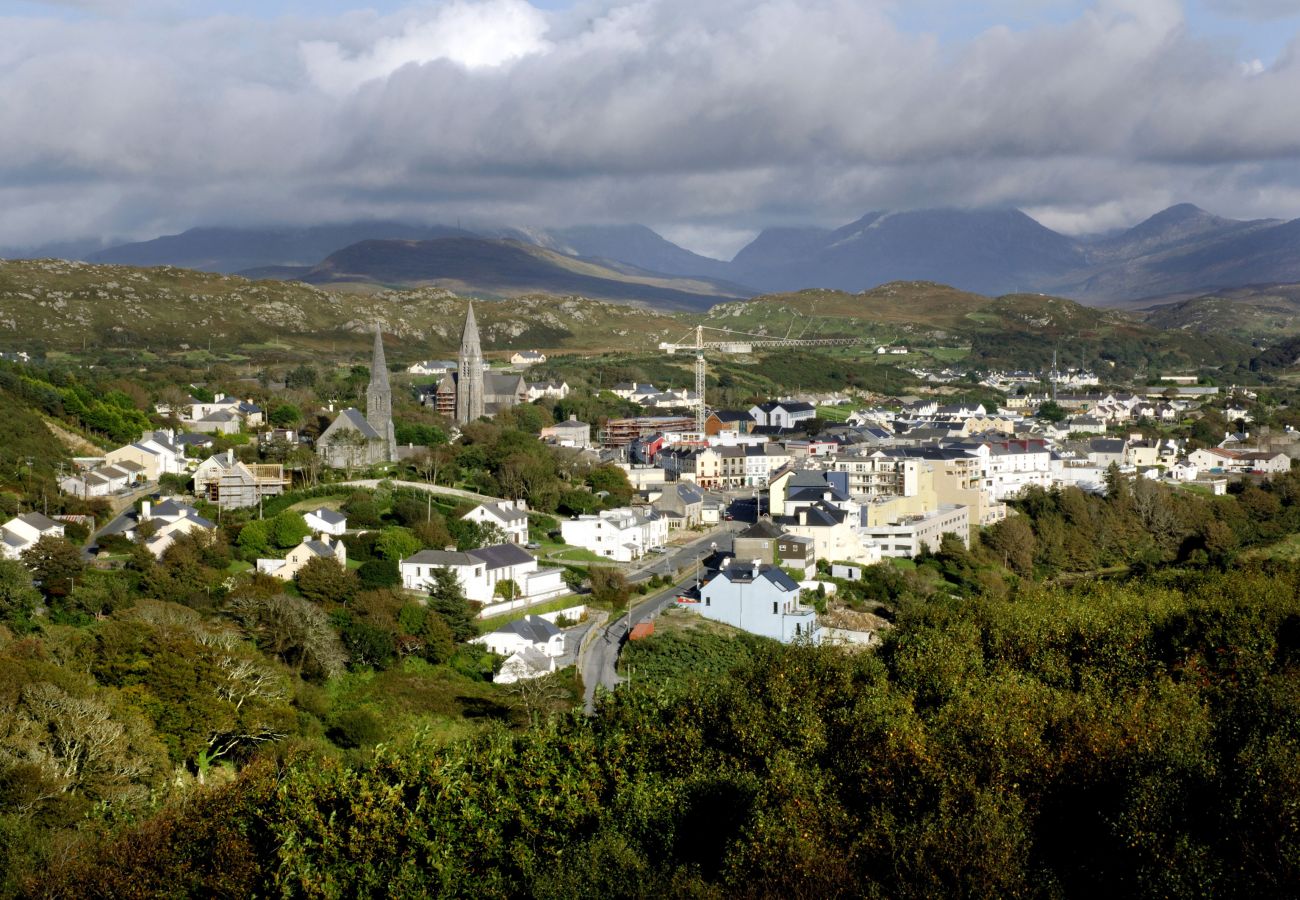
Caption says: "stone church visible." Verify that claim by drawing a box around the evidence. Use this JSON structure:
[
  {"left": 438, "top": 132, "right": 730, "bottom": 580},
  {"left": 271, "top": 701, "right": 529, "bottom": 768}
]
[
  {"left": 433, "top": 302, "right": 527, "bottom": 423},
  {"left": 317, "top": 326, "right": 398, "bottom": 468}
]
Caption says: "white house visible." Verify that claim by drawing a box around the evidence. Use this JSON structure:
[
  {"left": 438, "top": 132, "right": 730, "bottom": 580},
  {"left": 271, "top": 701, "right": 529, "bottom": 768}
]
[
  {"left": 139, "top": 500, "right": 218, "bottom": 558},
  {"left": 400, "top": 543, "right": 567, "bottom": 605},
  {"left": 407, "top": 360, "right": 456, "bottom": 376},
  {"left": 105, "top": 430, "right": 187, "bottom": 481},
  {"left": 749, "top": 401, "right": 817, "bottom": 429},
  {"left": 527, "top": 381, "right": 570, "bottom": 401},
  {"left": 681, "top": 562, "right": 820, "bottom": 644},
  {"left": 472, "top": 614, "right": 566, "bottom": 659},
  {"left": 461, "top": 501, "right": 529, "bottom": 545},
  {"left": 59, "top": 461, "right": 143, "bottom": 498},
  {"left": 510, "top": 350, "right": 547, "bottom": 366},
  {"left": 303, "top": 508, "right": 347, "bottom": 536},
  {"left": 257, "top": 535, "right": 347, "bottom": 581},
  {"left": 0, "top": 513, "right": 66, "bottom": 560},
  {"left": 560, "top": 508, "right": 669, "bottom": 562}
]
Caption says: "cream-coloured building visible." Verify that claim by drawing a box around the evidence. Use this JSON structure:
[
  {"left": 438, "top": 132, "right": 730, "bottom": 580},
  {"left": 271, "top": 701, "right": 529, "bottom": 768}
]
[{"left": 257, "top": 535, "right": 347, "bottom": 581}]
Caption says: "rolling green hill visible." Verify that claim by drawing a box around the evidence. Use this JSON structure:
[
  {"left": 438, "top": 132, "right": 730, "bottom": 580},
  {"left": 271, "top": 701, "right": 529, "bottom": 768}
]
[
  {"left": 0, "top": 260, "right": 683, "bottom": 358},
  {"left": 1140, "top": 283, "right": 1300, "bottom": 341},
  {"left": 703, "top": 282, "right": 1249, "bottom": 373}
]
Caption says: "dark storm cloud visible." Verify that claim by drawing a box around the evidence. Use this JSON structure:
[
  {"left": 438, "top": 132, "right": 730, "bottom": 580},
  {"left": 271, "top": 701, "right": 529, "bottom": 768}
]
[{"left": 3, "top": 0, "right": 1300, "bottom": 256}]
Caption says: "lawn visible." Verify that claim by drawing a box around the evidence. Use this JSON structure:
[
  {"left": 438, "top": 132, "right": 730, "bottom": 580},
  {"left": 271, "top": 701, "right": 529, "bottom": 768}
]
[
  {"left": 477, "top": 596, "right": 586, "bottom": 634},
  {"left": 816, "top": 405, "right": 854, "bottom": 422},
  {"left": 617, "top": 607, "right": 768, "bottom": 683},
  {"left": 547, "top": 546, "right": 608, "bottom": 563}
]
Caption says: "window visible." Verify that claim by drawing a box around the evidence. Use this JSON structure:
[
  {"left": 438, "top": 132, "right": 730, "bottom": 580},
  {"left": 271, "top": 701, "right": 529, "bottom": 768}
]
[
  {"left": 705, "top": 597, "right": 711, "bottom": 607},
  {"left": 772, "top": 601, "right": 778, "bottom": 615}
]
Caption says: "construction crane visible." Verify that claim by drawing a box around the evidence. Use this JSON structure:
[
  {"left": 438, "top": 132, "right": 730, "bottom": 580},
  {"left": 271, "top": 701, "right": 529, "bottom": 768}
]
[{"left": 659, "top": 325, "right": 860, "bottom": 432}]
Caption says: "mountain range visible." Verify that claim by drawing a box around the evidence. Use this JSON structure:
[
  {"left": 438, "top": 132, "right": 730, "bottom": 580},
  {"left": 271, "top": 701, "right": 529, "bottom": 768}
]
[{"left": 10, "top": 202, "right": 1300, "bottom": 308}]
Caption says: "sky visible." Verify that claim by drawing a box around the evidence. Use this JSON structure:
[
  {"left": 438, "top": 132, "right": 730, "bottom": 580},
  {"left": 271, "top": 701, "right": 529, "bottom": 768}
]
[{"left": 3, "top": 0, "right": 1300, "bottom": 259}]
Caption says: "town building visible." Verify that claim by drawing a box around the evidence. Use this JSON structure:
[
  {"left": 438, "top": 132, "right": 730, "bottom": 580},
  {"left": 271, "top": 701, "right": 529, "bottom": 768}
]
[
  {"left": 683, "top": 562, "right": 820, "bottom": 644},
  {"left": 400, "top": 543, "right": 567, "bottom": 605},
  {"left": 461, "top": 501, "right": 530, "bottom": 545},
  {"left": 560, "top": 508, "right": 668, "bottom": 562}
]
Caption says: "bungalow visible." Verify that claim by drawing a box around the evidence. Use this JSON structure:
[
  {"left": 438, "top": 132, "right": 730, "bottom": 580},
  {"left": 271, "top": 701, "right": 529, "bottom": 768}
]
[
  {"left": 0, "top": 513, "right": 65, "bottom": 560},
  {"left": 303, "top": 508, "right": 348, "bottom": 536},
  {"left": 257, "top": 535, "right": 347, "bottom": 581},
  {"left": 684, "top": 561, "right": 820, "bottom": 644},
  {"left": 407, "top": 360, "right": 456, "bottom": 376},
  {"left": 472, "top": 614, "right": 566, "bottom": 659},
  {"left": 400, "top": 543, "right": 567, "bottom": 605},
  {"left": 510, "top": 350, "right": 547, "bottom": 366},
  {"left": 59, "top": 461, "right": 143, "bottom": 498},
  {"left": 461, "top": 501, "right": 530, "bottom": 545}
]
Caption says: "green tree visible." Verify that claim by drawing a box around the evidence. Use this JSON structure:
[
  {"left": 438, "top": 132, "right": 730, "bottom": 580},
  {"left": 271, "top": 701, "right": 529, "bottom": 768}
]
[
  {"left": 588, "top": 566, "right": 630, "bottom": 610},
  {"left": 295, "top": 556, "right": 359, "bottom": 605},
  {"left": 494, "top": 578, "right": 519, "bottom": 602},
  {"left": 375, "top": 526, "right": 421, "bottom": 561},
  {"left": 0, "top": 558, "right": 41, "bottom": 632},
  {"left": 426, "top": 568, "right": 479, "bottom": 642},
  {"left": 269, "top": 512, "right": 311, "bottom": 550},
  {"left": 268, "top": 404, "right": 301, "bottom": 428},
  {"left": 21, "top": 535, "right": 85, "bottom": 599},
  {"left": 1035, "top": 400, "right": 1067, "bottom": 422}
]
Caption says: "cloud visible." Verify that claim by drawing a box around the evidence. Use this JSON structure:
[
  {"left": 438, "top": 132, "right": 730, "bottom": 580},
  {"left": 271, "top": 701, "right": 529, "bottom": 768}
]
[
  {"left": 300, "top": 0, "right": 550, "bottom": 96},
  {"left": 2, "top": 0, "right": 1300, "bottom": 253}
]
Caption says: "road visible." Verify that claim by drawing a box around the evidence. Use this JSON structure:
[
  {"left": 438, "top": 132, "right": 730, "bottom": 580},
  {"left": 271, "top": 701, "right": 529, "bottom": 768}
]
[{"left": 579, "top": 522, "right": 741, "bottom": 714}]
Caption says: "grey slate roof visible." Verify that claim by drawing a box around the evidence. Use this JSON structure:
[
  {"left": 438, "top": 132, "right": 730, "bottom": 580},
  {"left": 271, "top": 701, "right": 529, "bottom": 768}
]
[
  {"left": 498, "top": 615, "right": 560, "bottom": 643},
  {"left": 309, "top": 508, "right": 347, "bottom": 525},
  {"left": 405, "top": 549, "right": 479, "bottom": 567},
  {"left": 18, "top": 512, "right": 61, "bottom": 531},
  {"left": 720, "top": 563, "right": 800, "bottom": 591},
  {"left": 470, "top": 543, "right": 535, "bottom": 570}
]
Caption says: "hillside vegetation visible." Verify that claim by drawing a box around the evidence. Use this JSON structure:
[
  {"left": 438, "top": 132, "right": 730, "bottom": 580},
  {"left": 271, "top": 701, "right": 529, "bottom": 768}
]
[
  {"left": 0, "top": 260, "right": 680, "bottom": 357},
  {"left": 705, "top": 282, "right": 1248, "bottom": 373},
  {"left": 1141, "top": 283, "right": 1300, "bottom": 341},
  {"left": 39, "top": 563, "right": 1300, "bottom": 898}
]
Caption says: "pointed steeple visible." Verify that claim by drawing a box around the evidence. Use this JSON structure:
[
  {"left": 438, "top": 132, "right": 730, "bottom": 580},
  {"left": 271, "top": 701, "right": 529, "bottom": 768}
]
[
  {"left": 457, "top": 302, "right": 485, "bottom": 423},
  {"left": 370, "top": 324, "right": 389, "bottom": 388},
  {"left": 365, "top": 324, "right": 396, "bottom": 461},
  {"left": 461, "top": 301, "right": 482, "bottom": 358}
]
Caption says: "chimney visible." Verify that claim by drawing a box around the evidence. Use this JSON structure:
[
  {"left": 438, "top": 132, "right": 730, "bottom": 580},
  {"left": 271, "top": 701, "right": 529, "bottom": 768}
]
[
  {"left": 226, "top": 449, "right": 234, "bottom": 465},
  {"left": 752, "top": 559, "right": 761, "bottom": 579},
  {"left": 141, "top": 501, "right": 151, "bottom": 521}
]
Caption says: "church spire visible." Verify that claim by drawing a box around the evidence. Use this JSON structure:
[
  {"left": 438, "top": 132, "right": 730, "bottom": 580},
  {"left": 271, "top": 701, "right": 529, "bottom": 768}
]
[
  {"left": 456, "top": 302, "right": 485, "bottom": 423},
  {"left": 365, "top": 324, "right": 396, "bottom": 461},
  {"left": 461, "top": 301, "right": 482, "bottom": 358},
  {"left": 370, "top": 324, "right": 389, "bottom": 388}
]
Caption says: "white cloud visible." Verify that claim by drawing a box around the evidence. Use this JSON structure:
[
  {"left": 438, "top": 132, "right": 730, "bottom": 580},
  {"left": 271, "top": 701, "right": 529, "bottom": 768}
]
[
  {"left": 300, "top": 0, "right": 550, "bottom": 96},
  {"left": 2, "top": 0, "right": 1300, "bottom": 249}
]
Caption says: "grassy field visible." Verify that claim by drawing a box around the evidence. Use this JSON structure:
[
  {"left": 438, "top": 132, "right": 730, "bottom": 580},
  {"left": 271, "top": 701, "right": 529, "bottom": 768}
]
[{"left": 816, "top": 405, "right": 854, "bottom": 422}]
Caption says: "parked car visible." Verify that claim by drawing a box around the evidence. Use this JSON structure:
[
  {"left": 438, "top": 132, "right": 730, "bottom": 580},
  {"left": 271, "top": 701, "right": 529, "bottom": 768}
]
[{"left": 524, "top": 541, "right": 541, "bottom": 550}]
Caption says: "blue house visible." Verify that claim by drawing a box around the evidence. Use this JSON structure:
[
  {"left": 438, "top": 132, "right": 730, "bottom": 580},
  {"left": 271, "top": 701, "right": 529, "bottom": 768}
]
[{"left": 685, "top": 562, "right": 820, "bottom": 644}]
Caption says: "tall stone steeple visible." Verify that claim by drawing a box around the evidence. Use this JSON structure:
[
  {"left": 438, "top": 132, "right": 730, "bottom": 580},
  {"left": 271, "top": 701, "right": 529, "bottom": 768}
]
[
  {"left": 456, "top": 302, "right": 485, "bottom": 424},
  {"left": 366, "top": 324, "right": 397, "bottom": 461}
]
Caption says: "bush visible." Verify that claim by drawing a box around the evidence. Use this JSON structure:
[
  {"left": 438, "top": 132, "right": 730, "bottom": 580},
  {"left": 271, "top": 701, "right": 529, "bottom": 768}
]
[
  {"left": 326, "top": 708, "right": 385, "bottom": 749},
  {"left": 357, "top": 558, "right": 400, "bottom": 590}
]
